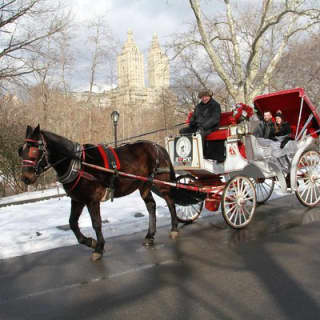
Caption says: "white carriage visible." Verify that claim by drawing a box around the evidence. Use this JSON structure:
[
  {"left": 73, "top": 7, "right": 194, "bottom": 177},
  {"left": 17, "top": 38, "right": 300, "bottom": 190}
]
[{"left": 166, "top": 88, "right": 320, "bottom": 228}]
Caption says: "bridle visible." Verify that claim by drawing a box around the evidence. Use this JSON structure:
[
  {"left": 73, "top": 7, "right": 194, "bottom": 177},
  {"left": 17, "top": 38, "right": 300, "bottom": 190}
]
[{"left": 22, "top": 134, "right": 50, "bottom": 176}]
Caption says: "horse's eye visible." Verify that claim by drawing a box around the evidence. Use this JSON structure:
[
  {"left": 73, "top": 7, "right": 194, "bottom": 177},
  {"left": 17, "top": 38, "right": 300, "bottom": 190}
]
[{"left": 18, "top": 145, "right": 23, "bottom": 157}]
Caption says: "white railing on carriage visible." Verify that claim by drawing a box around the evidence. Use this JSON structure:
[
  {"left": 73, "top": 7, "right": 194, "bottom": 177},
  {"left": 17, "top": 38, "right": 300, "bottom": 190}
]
[
  {"left": 295, "top": 96, "right": 304, "bottom": 140},
  {"left": 296, "top": 113, "right": 314, "bottom": 141}
]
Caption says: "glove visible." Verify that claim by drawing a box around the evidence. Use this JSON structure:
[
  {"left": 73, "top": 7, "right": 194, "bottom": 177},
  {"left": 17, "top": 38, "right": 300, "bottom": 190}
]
[{"left": 197, "top": 127, "right": 205, "bottom": 136}]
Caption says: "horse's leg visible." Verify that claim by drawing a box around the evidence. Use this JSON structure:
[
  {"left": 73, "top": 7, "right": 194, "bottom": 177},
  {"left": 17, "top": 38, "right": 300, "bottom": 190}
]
[
  {"left": 69, "top": 199, "right": 97, "bottom": 249},
  {"left": 162, "top": 193, "right": 179, "bottom": 240},
  {"left": 140, "top": 189, "right": 157, "bottom": 246},
  {"left": 86, "top": 201, "right": 105, "bottom": 261}
]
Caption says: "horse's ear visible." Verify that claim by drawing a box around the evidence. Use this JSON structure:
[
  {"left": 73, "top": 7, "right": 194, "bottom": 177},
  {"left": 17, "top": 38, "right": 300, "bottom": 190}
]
[
  {"left": 33, "top": 124, "right": 41, "bottom": 136},
  {"left": 26, "top": 125, "right": 33, "bottom": 138}
]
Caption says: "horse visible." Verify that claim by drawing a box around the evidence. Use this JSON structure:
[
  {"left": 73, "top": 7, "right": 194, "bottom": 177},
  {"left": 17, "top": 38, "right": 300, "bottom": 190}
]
[{"left": 19, "top": 125, "right": 179, "bottom": 261}]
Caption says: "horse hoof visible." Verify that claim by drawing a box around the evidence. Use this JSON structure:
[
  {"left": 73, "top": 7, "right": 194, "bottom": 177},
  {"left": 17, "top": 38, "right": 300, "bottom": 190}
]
[
  {"left": 169, "top": 231, "right": 179, "bottom": 240},
  {"left": 91, "top": 252, "right": 102, "bottom": 261},
  {"left": 143, "top": 238, "right": 154, "bottom": 247},
  {"left": 91, "top": 238, "right": 97, "bottom": 249}
]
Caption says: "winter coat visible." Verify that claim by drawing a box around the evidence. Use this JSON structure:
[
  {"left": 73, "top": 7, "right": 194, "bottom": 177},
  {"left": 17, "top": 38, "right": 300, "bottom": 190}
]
[
  {"left": 189, "top": 98, "right": 221, "bottom": 135},
  {"left": 275, "top": 121, "right": 291, "bottom": 137},
  {"left": 254, "top": 120, "right": 276, "bottom": 139}
]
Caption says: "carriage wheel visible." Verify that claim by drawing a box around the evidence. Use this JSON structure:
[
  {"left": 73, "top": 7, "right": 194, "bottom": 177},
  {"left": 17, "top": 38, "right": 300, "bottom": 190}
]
[
  {"left": 251, "top": 178, "right": 275, "bottom": 204},
  {"left": 295, "top": 150, "right": 320, "bottom": 207},
  {"left": 222, "top": 176, "right": 256, "bottom": 229},
  {"left": 175, "top": 175, "right": 204, "bottom": 223}
]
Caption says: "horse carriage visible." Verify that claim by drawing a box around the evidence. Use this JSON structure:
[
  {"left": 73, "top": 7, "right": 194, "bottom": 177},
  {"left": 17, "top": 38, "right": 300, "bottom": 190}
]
[
  {"left": 165, "top": 88, "right": 320, "bottom": 228},
  {"left": 19, "top": 87, "right": 320, "bottom": 260}
]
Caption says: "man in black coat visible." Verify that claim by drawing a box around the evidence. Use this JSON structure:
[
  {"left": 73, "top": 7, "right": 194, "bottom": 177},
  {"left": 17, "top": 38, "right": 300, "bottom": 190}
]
[
  {"left": 180, "top": 90, "right": 221, "bottom": 137},
  {"left": 179, "top": 90, "right": 223, "bottom": 161}
]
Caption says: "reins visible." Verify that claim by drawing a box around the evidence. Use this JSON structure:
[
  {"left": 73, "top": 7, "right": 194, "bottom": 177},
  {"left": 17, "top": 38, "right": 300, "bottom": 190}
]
[{"left": 21, "top": 122, "right": 185, "bottom": 180}]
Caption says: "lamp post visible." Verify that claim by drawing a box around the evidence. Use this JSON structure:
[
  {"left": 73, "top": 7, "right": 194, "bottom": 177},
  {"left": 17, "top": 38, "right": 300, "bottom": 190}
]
[{"left": 110, "top": 110, "right": 120, "bottom": 147}]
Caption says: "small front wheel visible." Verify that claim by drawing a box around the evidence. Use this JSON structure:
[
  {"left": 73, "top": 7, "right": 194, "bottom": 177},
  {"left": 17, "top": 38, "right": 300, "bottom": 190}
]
[
  {"left": 175, "top": 175, "right": 204, "bottom": 223},
  {"left": 222, "top": 176, "right": 256, "bottom": 229}
]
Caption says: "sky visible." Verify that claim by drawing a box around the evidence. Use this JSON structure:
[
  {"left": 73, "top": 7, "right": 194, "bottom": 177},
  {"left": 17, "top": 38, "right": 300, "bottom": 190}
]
[
  {"left": 70, "top": 0, "right": 199, "bottom": 49},
  {"left": 65, "top": 0, "right": 222, "bottom": 91},
  {"left": 0, "top": 185, "right": 285, "bottom": 260}
]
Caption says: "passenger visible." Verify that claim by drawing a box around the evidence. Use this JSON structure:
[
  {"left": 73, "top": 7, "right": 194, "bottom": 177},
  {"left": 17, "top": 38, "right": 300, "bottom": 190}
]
[
  {"left": 179, "top": 89, "right": 223, "bottom": 161},
  {"left": 253, "top": 110, "right": 275, "bottom": 139},
  {"left": 274, "top": 112, "right": 291, "bottom": 149}
]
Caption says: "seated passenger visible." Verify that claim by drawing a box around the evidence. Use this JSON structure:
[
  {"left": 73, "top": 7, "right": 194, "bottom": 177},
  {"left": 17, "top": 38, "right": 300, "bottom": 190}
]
[
  {"left": 253, "top": 110, "right": 275, "bottom": 139},
  {"left": 179, "top": 89, "right": 224, "bottom": 161},
  {"left": 274, "top": 111, "right": 291, "bottom": 149}
]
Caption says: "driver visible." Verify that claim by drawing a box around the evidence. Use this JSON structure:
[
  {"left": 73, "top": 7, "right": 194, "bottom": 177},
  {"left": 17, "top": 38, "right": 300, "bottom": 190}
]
[
  {"left": 179, "top": 89, "right": 221, "bottom": 158},
  {"left": 180, "top": 90, "right": 221, "bottom": 137}
]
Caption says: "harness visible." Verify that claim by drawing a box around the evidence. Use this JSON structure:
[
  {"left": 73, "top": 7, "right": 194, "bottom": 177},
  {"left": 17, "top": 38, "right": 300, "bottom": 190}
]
[
  {"left": 22, "top": 135, "right": 50, "bottom": 176},
  {"left": 96, "top": 144, "right": 121, "bottom": 201}
]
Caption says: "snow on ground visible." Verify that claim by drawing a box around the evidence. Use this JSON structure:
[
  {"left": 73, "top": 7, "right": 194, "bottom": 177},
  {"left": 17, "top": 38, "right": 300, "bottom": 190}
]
[{"left": 0, "top": 184, "right": 286, "bottom": 260}]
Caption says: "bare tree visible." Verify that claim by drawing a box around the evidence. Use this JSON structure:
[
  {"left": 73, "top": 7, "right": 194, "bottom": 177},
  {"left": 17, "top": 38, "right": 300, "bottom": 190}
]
[
  {"left": 173, "top": 0, "right": 320, "bottom": 103},
  {"left": 272, "top": 32, "right": 320, "bottom": 104},
  {"left": 85, "top": 15, "right": 118, "bottom": 102},
  {"left": 0, "top": 0, "right": 70, "bottom": 90}
]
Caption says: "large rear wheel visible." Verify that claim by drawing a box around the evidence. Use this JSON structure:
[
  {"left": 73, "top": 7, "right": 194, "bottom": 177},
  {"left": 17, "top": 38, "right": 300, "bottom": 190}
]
[
  {"left": 175, "top": 175, "right": 204, "bottom": 223},
  {"left": 222, "top": 176, "right": 256, "bottom": 229},
  {"left": 295, "top": 150, "right": 320, "bottom": 207}
]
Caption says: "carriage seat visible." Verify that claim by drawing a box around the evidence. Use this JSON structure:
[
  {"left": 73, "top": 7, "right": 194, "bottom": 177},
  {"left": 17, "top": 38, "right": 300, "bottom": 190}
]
[
  {"left": 244, "top": 135, "right": 273, "bottom": 161},
  {"left": 206, "top": 112, "right": 234, "bottom": 141},
  {"left": 185, "top": 111, "right": 235, "bottom": 141}
]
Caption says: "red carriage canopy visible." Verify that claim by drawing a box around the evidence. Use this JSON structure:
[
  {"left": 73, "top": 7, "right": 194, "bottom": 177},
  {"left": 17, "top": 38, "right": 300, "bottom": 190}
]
[{"left": 253, "top": 88, "right": 320, "bottom": 136}]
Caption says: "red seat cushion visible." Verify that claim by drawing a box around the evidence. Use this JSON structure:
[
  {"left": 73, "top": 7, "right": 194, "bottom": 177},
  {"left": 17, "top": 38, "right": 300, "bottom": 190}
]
[
  {"left": 185, "top": 111, "right": 234, "bottom": 141},
  {"left": 205, "top": 129, "right": 229, "bottom": 140}
]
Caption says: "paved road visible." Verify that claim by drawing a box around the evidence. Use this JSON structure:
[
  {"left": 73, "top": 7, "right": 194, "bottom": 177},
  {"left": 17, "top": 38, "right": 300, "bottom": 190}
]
[{"left": 1, "top": 195, "right": 320, "bottom": 320}]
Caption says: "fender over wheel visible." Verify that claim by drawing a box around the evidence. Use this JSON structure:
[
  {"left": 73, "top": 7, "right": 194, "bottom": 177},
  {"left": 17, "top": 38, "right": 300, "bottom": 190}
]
[
  {"left": 175, "top": 175, "right": 204, "bottom": 223},
  {"left": 295, "top": 150, "right": 320, "bottom": 207},
  {"left": 222, "top": 175, "right": 256, "bottom": 229}
]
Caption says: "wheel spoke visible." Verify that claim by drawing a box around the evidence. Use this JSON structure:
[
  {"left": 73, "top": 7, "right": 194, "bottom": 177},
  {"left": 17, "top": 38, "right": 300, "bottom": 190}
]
[
  {"left": 296, "top": 151, "right": 320, "bottom": 207},
  {"left": 223, "top": 176, "right": 256, "bottom": 228}
]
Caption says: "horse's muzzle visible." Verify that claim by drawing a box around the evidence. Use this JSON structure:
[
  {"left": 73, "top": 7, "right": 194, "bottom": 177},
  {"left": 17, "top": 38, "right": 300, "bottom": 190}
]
[{"left": 21, "top": 174, "right": 36, "bottom": 185}]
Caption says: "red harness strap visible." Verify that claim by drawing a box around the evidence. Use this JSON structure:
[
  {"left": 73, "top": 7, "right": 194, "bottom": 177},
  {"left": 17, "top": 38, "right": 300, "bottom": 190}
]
[
  {"left": 68, "top": 145, "right": 120, "bottom": 193},
  {"left": 69, "top": 170, "right": 96, "bottom": 193},
  {"left": 97, "top": 145, "right": 120, "bottom": 170},
  {"left": 97, "top": 145, "right": 109, "bottom": 168}
]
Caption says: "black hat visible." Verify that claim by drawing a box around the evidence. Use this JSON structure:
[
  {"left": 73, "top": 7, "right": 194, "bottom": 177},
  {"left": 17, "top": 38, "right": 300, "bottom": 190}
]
[{"left": 198, "top": 90, "right": 213, "bottom": 99}]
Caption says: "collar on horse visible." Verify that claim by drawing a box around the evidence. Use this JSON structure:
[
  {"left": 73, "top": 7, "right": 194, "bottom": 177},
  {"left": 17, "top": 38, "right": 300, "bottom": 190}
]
[{"left": 62, "top": 144, "right": 121, "bottom": 194}]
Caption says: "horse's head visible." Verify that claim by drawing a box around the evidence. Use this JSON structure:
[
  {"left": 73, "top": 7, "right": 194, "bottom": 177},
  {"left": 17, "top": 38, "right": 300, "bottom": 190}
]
[{"left": 19, "top": 124, "right": 49, "bottom": 185}]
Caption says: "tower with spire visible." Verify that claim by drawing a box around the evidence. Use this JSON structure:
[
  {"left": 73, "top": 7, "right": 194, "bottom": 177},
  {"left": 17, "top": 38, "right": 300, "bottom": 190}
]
[
  {"left": 148, "top": 33, "right": 170, "bottom": 88},
  {"left": 75, "top": 30, "right": 177, "bottom": 145},
  {"left": 117, "top": 29, "right": 145, "bottom": 88}
]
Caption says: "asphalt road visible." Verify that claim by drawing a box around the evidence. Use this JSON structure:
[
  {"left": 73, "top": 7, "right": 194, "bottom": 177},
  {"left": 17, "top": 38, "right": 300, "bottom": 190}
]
[{"left": 1, "top": 195, "right": 320, "bottom": 320}]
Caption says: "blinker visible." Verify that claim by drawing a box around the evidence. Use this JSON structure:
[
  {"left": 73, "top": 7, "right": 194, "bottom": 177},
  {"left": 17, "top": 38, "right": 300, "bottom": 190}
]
[{"left": 28, "top": 146, "right": 40, "bottom": 159}]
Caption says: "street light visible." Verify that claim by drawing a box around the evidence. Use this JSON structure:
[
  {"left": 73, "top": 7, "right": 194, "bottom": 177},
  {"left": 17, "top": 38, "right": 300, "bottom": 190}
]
[{"left": 110, "top": 110, "right": 120, "bottom": 147}]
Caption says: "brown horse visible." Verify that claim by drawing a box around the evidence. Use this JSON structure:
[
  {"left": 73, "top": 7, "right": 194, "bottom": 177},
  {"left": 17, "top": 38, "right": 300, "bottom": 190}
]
[{"left": 19, "top": 125, "right": 179, "bottom": 261}]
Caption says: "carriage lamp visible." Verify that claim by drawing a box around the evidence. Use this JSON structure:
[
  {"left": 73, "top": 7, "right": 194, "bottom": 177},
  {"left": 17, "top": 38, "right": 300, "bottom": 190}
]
[{"left": 111, "top": 110, "right": 120, "bottom": 147}]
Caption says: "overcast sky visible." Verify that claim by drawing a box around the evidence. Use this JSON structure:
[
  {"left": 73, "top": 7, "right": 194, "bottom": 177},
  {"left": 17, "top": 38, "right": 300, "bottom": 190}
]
[
  {"left": 63, "top": 0, "right": 222, "bottom": 91},
  {"left": 70, "top": 0, "right": 201, "bottom": 49}
]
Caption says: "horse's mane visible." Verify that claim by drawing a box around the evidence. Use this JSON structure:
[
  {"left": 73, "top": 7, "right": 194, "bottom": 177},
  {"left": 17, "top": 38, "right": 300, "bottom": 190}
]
[{"left": 41, "top": 129, "right": 78, "bottom": 159}]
